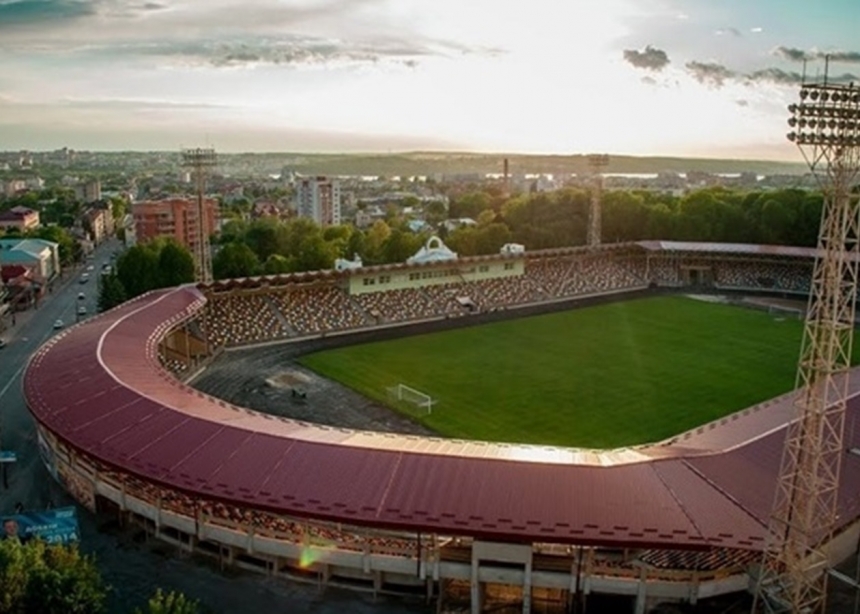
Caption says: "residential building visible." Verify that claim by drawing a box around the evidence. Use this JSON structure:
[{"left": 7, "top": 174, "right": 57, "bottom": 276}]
[
  {"left": 83, "top": 206, "right": 112, "bottom": 245},
  {"left": 132, "top": 198, "right": 218, "bottom": 253},
  {"left": 0, "top": 206, "right": 40, "bottom": 232},
  {"left": 75, "top": 179, "right": 102, "bottom": 203},
  {"left": 121, "top": 214, "right": 137, "bottom": 247},
  {"left": 295, "top": 176, "right": 341, "bottom": 227},
  {"left": 0, "top": 238, "right": 60, "bottom": 284},
  {"left": 3, "top": 179, "right": 27, "bottom": 198}
]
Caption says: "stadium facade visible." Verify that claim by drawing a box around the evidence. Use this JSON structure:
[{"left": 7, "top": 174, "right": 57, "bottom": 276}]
[{"left": 23, "top": 241, "right": 860, "bottom": 613}]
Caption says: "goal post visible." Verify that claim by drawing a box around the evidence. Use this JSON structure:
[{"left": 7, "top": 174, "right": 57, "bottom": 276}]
[{"left": 387, "top": 383, "right": 437, "bottom": 414}]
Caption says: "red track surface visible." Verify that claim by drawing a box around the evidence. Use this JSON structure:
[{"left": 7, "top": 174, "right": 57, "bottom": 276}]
[{"left": 22, "top": 286, "right": 860, "bottom": 551}]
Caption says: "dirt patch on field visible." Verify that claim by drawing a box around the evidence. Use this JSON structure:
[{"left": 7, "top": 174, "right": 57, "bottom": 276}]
[
  {"left": 191, "top": 343, "right": 436, "bottom": 437},
  {"left": 266, "top": 370, "right": 312, "bottom": 388}
]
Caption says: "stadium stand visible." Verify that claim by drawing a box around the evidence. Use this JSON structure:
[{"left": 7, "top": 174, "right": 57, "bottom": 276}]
[{"left": 28, "top": 241, "right": 860, "bottom": 614}]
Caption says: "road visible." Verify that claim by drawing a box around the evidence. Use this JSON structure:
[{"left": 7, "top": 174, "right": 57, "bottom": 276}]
[{"left": 0, "top": 240, "right": 426, "bottom": 614}]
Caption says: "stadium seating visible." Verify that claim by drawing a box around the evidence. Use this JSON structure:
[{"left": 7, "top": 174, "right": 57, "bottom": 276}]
[{"left": 198, "top": 251, "right": 813, "bottom": 350}]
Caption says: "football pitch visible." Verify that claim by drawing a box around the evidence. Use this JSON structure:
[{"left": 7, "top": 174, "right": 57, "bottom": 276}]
[{"left": 299, "top": 296, "right": 848, "bottom": 449}]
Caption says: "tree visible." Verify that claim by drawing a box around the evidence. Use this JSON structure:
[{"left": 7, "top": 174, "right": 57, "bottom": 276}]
[
  {"left": 450, "top": 191, "right": 490, "bottom": 219},
  {"left": 244, "top": 219, "right": 285, "bottom": 261},
  {"left": 116, "top": 244, "right": 160, "bottom": 298},
  {"left": 212, "top": 242, "right": 260, "bottom": 280},
  {"left": 364, "top": 220, "right": 391, "bottom": 264},
  {"left": 157, "top": 241, "right": 195, "bottom": 287},
  {"left": 0, "top": 539, "right": 108, "bottom": 614},
  {"left": 263, "top": 253, "right": 292, "bottom": 275},
  {"left": 29, "top": 226, "right": 81, "bottom": 267},
  {"left": 381, "top": 228, "right": 422, "bottom": 263},
  {"left": 98, "top": 272, "right": 128, "bottom": 312},
  {"left": 134, "top": 589, "right": 200, "bottom": 614}
]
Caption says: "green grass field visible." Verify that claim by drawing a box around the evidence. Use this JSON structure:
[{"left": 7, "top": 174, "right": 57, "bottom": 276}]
[{"left": 299, "top": 296, "right": 848, "bottom": 449}]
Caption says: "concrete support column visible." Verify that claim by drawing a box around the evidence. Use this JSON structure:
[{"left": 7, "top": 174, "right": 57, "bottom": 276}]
[
  {"left": 373, "top": 570, "right": 382, "bottom": 600},
  {"left": 522, "top": 558, "right": 532, "bottom": 614},
  {"left": 634, "top": 567, "right": 647, "bottom": 614},
  {"left": 470, "top": 555, "right": 481, "bottom": 614}
]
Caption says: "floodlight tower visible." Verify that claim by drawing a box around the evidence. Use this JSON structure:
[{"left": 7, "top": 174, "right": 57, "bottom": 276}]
[
  {"left": 753, "top": 76, "right": 860, "bottom": 613},
  {"left": 181, "top": 148, "right": 217, "bottom": 284},
  {"left": 587, "top": 154, "right": 609, "bottom": 247}
]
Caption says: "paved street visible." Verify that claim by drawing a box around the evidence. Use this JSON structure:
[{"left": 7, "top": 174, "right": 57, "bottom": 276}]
[{"left": 0, "top": 243, "right": 426, "bottom": 613}]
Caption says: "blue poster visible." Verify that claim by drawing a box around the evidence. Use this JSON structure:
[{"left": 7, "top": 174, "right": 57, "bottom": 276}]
[{"left": 2, "top": 507, "right": 80, "bottom": 545}]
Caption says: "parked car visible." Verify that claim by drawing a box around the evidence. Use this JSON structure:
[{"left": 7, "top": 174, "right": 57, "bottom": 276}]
[
  {"left": 78, "top": 292, "right": 86, "bottom": 301},
  {"left": 79, "top": 273, "right": 89, "bottom": 284},
  {"left": 53, "top": 319, "right": 64, "bottom": 329},
  {"left": 0, "top": 339, "right": 6, "bottom": 349}
]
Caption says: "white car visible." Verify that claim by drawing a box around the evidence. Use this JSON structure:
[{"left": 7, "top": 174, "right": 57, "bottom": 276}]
[
  {"left": 78, "top": 306, "right": 87, "bottom": 316},
  {"left": 53, "top": 319, "right": 64, "bottom": 330}
]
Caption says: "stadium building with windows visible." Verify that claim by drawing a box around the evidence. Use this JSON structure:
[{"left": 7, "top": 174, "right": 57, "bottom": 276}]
[{"left": 23, "top": 239, "right": 860, "bottom": 614}]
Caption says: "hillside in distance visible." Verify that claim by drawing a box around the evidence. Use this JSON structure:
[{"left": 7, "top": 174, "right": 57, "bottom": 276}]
[
  {"left": 254, "top": 151, "right": 806, "bottom": 177},
  {"left": 0, "top": 150, "right": 807, "bottom": 178}
]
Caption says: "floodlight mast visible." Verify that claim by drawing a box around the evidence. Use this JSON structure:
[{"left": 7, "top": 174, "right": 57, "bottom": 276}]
[
  {"left": 753, "top": 76, "right": 860, "bottom": 613},
  {"left": 181, "top": 148, "right": 216, "bottom": 284},
  {"left": 587, "top": 154, "right": 609, "bottom": 247}
]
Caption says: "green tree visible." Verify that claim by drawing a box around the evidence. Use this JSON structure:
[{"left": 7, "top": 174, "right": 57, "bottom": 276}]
[
  {"left": 28, "top": 226, "right": 81, "bottom": 267},
  {"left": 110, "top": 197, "right": 127, "bottom": 223},
  {"left": 157, "top": 241, "right": 195, "bottom": 287},
  {"left": 244, "top": 219, "right": 285, "bottom": 261},
  {"left": 212, "top": 242, "right": 260, "bottom": 280},
  {"left": 98, "top": 272, "right": 128, "bottom": 312},
  {"left": 381, "top": 228, "right": 422, "bottom": 263},
  {"left": 364, "top": 220, "right": 391, "bottom": 264},
  {"left": 0, "top": 539, "right": 108, "bottom": 614},
  {"left": 263, "top": 253, "right": 292, "bottom": 275},
  {"left": 116, "top": 244, "right": 160, "bottom": 298},
  {"left": 450, "top": 191, "right": 491, "bottom": 219},
  {"left": 134, "top": 589, "right": 200, "bottom": 614}
]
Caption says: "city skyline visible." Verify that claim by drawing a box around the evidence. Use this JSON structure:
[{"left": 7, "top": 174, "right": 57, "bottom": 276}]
[{"left": 1, "top": 0, "right": 859, "bottom": 160}]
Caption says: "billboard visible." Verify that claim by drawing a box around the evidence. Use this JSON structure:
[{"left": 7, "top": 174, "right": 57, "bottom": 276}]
[{"left": 2, "top": 506, "right": 80, "bottom": 545}]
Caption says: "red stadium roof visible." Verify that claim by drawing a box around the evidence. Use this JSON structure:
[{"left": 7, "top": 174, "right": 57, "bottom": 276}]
[{"left": 23, "top": 285, "right": 860, "bottom": 550}]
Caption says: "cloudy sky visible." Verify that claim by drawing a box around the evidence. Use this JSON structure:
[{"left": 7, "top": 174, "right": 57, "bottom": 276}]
[{"left": 0, "top": 0, "right": 858, "bottom": 159}]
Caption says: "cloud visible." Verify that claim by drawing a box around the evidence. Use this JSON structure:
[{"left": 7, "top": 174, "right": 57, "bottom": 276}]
[
  {"left": 746, "top": 67, "right": 803, "bottom": 85},
  {"left": 735, "top": 99, "right": 749, "bottom": 107},
  {"left": 0, "top": 0, "right": 95, "bottom": 26},
  {"left": 715, "top": 27, "right": 741, "bottom": 37},
  {"left": 79, "top": 34, "right": 486, "bottom": 69},
  {"left": 745, "top": 67, "right": 859, "bottom": 85},
  {"left": 622, "top": 45, "right": 669, "bottom": 71},
  {"left": 750, "top": 27, "right": 763, "bottom": 33},
  {"left": 685, "top": 61, "right": 736, "bottom": 88},
  {"left": 773, "top": 46, "right": 860, "bottom": 64},
  {"left": 773, "top": 46, "right": 811, "bottom": 62}
]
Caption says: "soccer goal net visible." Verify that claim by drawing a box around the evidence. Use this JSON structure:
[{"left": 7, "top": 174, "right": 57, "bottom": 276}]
[{"left": 387, "top": 383, "right": 437, "bottom": 414}]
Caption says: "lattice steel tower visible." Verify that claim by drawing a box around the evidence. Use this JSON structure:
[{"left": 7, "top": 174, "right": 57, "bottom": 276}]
[
  {"left": 753, "top": 76, "right": 860, "bottom": 613},
  {"left": 181, "top": 148, "right": 216, "bottom": 284},
  {"left": 587, "top": 154, "right": 609, "bottom": 247}
]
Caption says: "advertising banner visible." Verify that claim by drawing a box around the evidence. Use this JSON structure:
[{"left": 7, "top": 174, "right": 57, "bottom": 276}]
[{"left": 2, "top": 506, "right": 80, "bottom": 545}]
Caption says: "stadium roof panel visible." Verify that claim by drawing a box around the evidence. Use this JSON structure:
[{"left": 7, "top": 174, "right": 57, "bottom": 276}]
[
  {"left": 22, "top": 283, "right": 860, "bottom": 551},
  {"left": 636, "top": 241, "right": 819, "bottom": 259}
]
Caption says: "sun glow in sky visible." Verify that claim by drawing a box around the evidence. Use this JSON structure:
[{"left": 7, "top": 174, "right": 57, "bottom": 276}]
[{"left": 0, "top": 0, "right": 858, "bottom": 158}]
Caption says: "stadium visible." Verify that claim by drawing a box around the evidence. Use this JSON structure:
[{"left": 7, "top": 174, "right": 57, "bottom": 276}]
[{"left": 22, "top": 239, "right": 860, "bottom": 614}]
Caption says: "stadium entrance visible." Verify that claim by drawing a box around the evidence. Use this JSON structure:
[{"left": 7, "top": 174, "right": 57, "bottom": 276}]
[{"left": 681, "top": 265, "right": 713, "bottom": 288}]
